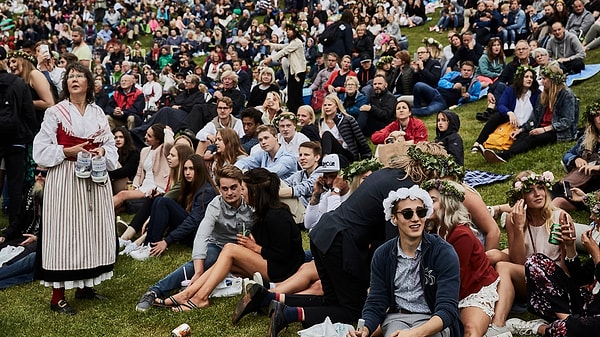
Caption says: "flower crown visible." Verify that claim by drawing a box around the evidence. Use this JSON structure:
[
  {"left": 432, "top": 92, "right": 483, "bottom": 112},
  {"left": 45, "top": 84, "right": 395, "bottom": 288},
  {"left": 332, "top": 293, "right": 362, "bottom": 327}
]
[
  {"left": 272, "top": 112, "right": 297, "bottom": 127},
  {"left": 407, "top": 146, "right": 465, "bottom": 180},
  {"left": 383, "top": 185, "right": 434, "bottom": 221},
  {"left": 341, "top": 157, "right": 383, "bottom": 181},
  {"left": 9, "top": 50, "right": 37, "bottom": 66},
  {"left": 585, "top": 100, "right": 600, "bottom": 119},
  {"left": 514, "top": 65, "right": 536, "bottom": 80},
  {"left": 376, "top": 55, "right": 394, "bottom": 69},
  {"left": 540, "top": 66, "right": 566, "bottom": 84},
  {"left": 422, "top": 37, "right": 443, "bottom": 50},
  {"left": 506, "top": 171, "right": 554, "bottom": 206},
  {"left": 421, "top": 179, "right": 465, "bottom": 202},
  {"left": 585, "top": 191, "right": 600, "bottom": 216}
]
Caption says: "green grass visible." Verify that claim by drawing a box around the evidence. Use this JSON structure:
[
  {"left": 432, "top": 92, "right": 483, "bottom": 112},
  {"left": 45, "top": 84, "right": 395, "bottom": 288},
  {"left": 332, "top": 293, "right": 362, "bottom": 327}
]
[{"left": 2, "top": 12, "right": 600, "bottom": 337}]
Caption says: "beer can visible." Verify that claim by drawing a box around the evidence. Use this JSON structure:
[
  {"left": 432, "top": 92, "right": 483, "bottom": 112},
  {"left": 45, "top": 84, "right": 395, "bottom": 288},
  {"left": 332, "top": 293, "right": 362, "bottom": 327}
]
[
  {"left": 548, "top": 223, "right": 561, "bottom": 245},
  {"left": 171, "top": 323, "right": 191, "bottom": 337}
]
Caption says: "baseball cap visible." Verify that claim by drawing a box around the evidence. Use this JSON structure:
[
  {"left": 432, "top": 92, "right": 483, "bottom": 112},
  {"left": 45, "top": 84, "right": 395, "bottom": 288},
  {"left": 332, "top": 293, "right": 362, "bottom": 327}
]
[
  {"left": 360, "top": 55, "right": 372, "bottom": 63},
  {"left": 315, "top": 154, "right": 349, "bottom": 174}
]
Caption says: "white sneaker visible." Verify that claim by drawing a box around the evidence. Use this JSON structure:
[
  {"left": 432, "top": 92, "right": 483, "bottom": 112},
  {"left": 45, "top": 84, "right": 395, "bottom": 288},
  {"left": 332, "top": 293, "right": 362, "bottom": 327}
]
[
  {"left": 503, "top": 42, "right": 509, "bottom": 50},
  {"left": 484, "top": 324, "right": 512, "bottom": 337},
  {"left": 119, "top": 242, "right": 139, "bottom": 255},
  {"left": 509, "top": 43, "right": 516, "bottom": 50},
  {"left": 242, "top": 278, "right": 257, "bottom": 295},
  {"left": 130, "top": 244, "right": 152, "bottom": 261},
  {"left": 253, "top": 271, "right": 264, "bottom": 288},
  {"left": 118, "top": 237, "right": 131, "bottom": 249},
  {"left": 506, "top": 318, "right": 547, "bottom": 335}
]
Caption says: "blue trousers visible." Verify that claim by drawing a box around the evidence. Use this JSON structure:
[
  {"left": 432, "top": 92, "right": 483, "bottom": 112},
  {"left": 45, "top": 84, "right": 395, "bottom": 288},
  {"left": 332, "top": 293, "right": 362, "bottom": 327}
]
[
  {"left": 412, "top": 82, "right": 447, "bottom": 116},
  {"left": 146, "top": 197, "right": 188, "bottom": 244},
  {"left": 149, "top": 243, "right": 222, "bottom": 297},
  {"left": 0, "top": 252, "right": 35, "bottom": 289}
]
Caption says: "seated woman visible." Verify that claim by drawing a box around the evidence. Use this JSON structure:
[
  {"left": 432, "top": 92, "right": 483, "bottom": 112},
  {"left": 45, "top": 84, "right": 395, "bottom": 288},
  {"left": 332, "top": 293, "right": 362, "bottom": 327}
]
[
  {"left": 486, "top": 171, "right": 570, "bottom": 331},
  {"left": 324, "top": 55, "right": 356, "bottom": 97},
  {"left": 551, "top": 100, "right": 600, "bottom": 212},
  {"left": 261, "top": 91, "right": 283, "bottom": 125},
  {"left": 505, "top": 190, "right": 600, "bottom": 336},
  {"left": 109, "top": 127, "right": 140, "bottom": 194},
  {"left": 297, "top": 105, "right": 320, "bottom": 142},
  {"left": 317, "top": 94, "right": 372, "bottom": 164},
  {"left": 247, "top": 67, "right": 279, "bottom": 108},
  {"left": 128, "top": 154, "right": 217, "bottom": 260},
  {"left": 371, "top": 100, "right": 428, "bottom": 145},
  {"left": 475, "top": 37, "right": 505, "bottom": 89},
  {"left": 210, "top": 128, "right": 248, "bottom": 181},
  {"left": 118, "top": 143, "right": 195, "bottom": 254},
  {"left": 423, "top": 179, "right": 510, "bottom": 337},
  {"left": 158, "top": 168, "right": 305, "bottom": 311},
  {"left": 340, "top": 76, "right": 368, "bottom": 119},
  {"left": 113, "top": 124, "right": 174, "bottom": 210},
  {"left": 472, "top": 65, "right": 540, "bottom": 155}
]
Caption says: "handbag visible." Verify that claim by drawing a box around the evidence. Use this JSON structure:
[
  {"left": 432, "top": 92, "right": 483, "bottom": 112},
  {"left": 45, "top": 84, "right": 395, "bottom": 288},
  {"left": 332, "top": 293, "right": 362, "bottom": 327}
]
[
  {"left": 311, "top": 89, "right": 326, "bottom": 113},
  {"left": 483, "top": 122, "right": 515, "bottom": 151}
]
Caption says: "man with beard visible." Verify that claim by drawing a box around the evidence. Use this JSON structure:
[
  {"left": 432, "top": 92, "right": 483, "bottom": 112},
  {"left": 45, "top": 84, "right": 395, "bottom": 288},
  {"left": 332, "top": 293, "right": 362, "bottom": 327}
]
[
  {"left": 0, "top": 166, "right": 45, "bottom": 289},
  {"left": 70, "top": 27, "right": 92, "bottom": 69},
  {"left": 357, "top": 74, "right": 397, "bottom": 137}
]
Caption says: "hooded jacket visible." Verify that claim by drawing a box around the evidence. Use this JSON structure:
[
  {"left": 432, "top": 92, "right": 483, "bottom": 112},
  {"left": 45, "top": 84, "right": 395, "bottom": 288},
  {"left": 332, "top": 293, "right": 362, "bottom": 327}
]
[
  {"left": 546, "top": 30, "right": 586, "bottom": 62},
  {"left": 435, "top": 110, "right": 464, "bottom": 165}
]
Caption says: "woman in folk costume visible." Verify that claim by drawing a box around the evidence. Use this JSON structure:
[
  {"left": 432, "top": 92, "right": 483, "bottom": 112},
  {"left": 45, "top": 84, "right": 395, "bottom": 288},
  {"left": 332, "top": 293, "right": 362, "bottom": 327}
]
[{"left": 33, "top": 62, "right": 118, "bottom": 315}]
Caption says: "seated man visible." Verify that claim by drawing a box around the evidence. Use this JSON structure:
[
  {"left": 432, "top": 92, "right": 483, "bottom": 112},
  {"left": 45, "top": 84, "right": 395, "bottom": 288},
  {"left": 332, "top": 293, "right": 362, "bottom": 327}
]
[
  {"left": 240, "top": 107, "right": 263, "bottom": 155},
  {"left": 273, "top": 112, "right": 310, "bottom": 159},
  {"left": 105, "top": 74, "right": 145, "bottom": 130},
  {"left": 196, "top": 97, "right": 245, "bottom": 155},
  {"left": 348, "top": 186, "right": 461, "bottom": 337},
  {"left": 135, "top": 166, "right": 254, "bottom": 311},
  {"left": 0, "top": 166, "right": 45, "bottom": 289},
  {"left": 547, "top": 21, "right": 587, "bottom": 74},
  {"left": 445, "top": 31, "right": 484, "bottom": 73},
  {"left": 565, "top": 0, "right": 595, "bottom": 39},
  {"left": 357, "top": 74, "right": 397, "bottom": 137},
  {"left": 280, "top": 141, "right": 321, "bottom": 224},
  {"left": 412, "top": 61, "right": 481, "bottom": 116},
  {"left": 235, "top": 125, "right": 297, "bottom": 179}
]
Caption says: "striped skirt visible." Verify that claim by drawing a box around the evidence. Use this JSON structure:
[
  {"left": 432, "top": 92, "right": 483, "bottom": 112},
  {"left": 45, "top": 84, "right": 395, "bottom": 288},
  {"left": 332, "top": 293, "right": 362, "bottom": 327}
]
[{"left": 38, "top": 160, "right": 116, "bottom": 289}]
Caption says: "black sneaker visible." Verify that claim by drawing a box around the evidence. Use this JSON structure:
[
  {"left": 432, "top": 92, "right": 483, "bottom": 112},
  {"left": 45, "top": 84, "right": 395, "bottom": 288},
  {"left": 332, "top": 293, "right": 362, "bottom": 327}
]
[
  {"left": 136, "top": 290, "right": 157, "bottom": 312},
  {"left": 476, "top": 109, "right": 492, "bottom": 121},
  {"left": 51, "top": 299, "right": 77, "bottom": 315}
]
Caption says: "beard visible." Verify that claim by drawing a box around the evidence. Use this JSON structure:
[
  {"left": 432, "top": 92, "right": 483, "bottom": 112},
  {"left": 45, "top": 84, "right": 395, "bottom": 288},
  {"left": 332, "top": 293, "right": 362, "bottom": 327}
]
[{"left": 32, "top": 181, "right": 45, "bottom": 199}]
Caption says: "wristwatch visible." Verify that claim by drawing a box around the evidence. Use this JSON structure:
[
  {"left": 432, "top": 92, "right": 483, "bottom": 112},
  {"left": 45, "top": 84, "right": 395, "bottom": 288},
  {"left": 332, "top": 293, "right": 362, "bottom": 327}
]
[{"left": 332, "top": 187, "right": 341, "bottom": 194}]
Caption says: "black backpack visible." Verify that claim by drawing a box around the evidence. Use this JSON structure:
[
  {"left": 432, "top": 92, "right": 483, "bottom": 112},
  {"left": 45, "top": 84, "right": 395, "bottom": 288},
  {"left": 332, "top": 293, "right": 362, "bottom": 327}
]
[
  {"left": 0, "top": 78, "right": 23, "bottom": 140},
  {"left": 319, "top": 22, "right": 342, "bottom": 46}
]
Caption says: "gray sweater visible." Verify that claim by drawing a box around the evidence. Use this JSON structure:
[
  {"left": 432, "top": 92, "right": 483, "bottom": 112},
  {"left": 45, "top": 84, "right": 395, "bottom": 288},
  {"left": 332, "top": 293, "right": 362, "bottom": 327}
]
[
  {"left": 191, "top": 196, "right": 255, "bottom": 260},
  {"left": 546, "top": 30, "right": 586, "bottom": 61}
]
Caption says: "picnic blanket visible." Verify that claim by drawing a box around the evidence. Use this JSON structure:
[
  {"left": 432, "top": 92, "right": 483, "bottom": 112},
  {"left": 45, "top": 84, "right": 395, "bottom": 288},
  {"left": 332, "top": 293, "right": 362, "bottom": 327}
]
[
  {"left": 566, "top": 64, "right": 600, "bottom": 87},
  {"left": 464, "top": 170, "right": 512, "bottom": 188}
]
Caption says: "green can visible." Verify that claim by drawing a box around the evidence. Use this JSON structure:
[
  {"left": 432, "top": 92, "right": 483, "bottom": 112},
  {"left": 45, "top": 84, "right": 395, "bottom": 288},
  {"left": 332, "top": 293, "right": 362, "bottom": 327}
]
[{"left": 548, "top": 223, "right": 561, "bottom": 245}]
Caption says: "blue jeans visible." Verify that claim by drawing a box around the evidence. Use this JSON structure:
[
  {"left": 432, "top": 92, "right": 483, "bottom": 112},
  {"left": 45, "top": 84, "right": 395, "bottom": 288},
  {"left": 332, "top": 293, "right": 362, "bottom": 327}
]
[
  {"left": 146, "top": 197, "right": 188, "bottom": 244},
  {"left": 149, "top": 243, "right": 222, "bottom": 297},
  {"left": 0, "top": 252, "right": 35, "bottom": 289},
  {"left": 412, "top": 82, "right": 447, "bottom": 116}
]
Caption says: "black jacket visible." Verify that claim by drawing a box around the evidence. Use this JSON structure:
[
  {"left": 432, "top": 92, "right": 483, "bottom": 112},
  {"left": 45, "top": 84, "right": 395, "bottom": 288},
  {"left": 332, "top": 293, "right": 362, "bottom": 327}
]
[
  {"left": 171, "top": 87, "right": 205, "bottom": 113},
  {"left": 413, "top": 58, "right": 442, "bottom": 88},
  {"left": 319, "top": 113, "right": 372, "bottom": 161},
  {"left": 323, "top": 22, "right": 354, "bottom": 58},
  {"left": 0, "top": 71, "right": 36, "bottom": 144},
  {"left": 435, "top": 110, "right": 464, "bottom": 166}
]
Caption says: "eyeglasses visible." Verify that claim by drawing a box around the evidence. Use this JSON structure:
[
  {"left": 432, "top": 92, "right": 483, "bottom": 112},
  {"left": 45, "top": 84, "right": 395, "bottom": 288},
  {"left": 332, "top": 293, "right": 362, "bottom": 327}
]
[
  {"left": 67, "top": 73, "right": 85, "bottom": 80},
  {"left": 417, "top": 51, "right": 428, "bottom": 54},
  {"left": 395, "top": 207, "right": 428, "bottom": 220},
  {"left": 34, "top": 168, "right": 48, "bottom": 177}
]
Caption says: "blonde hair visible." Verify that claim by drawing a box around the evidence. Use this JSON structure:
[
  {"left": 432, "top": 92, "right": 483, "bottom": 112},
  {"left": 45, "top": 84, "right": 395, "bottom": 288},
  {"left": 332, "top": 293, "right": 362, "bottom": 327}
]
[
  {"left": 514, "top": 170, "right": 555, "bottom": 233},
  {"left": 297, "top": 105, "right": 316, "bottom": 124},
  {"left": 259, "top": 67, "right": 276, "bottom": 84},
  {"left": 425, "top": 180, "right": 476, "bottom": 239},
  {"left": 540, "top": 64, "right": 565, "bottom": 111},
  {"left": 388, "top": 142, "right": 449, "bottom": 183}
]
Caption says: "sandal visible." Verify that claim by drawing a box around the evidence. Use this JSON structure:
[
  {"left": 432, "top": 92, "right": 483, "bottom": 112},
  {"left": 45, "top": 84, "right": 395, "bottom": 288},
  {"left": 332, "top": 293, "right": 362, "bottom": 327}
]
[
  {"left": 172, "top": 299, "right": 199, "bottom": 312},
  {"left": 154, "top": 295, "right": 179, "bottom": 307}
]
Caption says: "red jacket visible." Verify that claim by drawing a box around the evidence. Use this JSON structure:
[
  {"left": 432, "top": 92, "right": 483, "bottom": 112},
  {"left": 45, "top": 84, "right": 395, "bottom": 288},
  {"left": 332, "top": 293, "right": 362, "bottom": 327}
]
[
  {"left": 324, "top": 69, "right": 357, "bottom": 93},
  {"left": 107, "top": 86, "right": 145, "bottom": 117},
  {"left": 371, "top": 116, "right": 428, "bottom": 145}
]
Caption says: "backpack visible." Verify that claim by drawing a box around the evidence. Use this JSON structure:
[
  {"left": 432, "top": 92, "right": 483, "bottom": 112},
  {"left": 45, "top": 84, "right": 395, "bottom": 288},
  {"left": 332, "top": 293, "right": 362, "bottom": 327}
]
[
  {"left": 319, "top": 22, "right": 342, "bottom": 46},
  {"left": 0, "top": 77, "right": 23, "bottom": 140}
]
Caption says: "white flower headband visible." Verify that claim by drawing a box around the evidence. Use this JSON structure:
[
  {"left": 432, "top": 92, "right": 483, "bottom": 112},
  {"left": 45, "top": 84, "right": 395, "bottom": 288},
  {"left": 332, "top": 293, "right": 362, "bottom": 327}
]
[{"left": 383, "top": 185, "right": 434, "bottom": 221}]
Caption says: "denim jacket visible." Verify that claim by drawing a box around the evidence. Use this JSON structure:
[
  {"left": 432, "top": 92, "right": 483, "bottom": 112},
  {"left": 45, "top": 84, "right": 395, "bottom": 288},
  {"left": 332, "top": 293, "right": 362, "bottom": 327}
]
[{"left": 524, "top": 88, "right": 579, "bottom": 141}]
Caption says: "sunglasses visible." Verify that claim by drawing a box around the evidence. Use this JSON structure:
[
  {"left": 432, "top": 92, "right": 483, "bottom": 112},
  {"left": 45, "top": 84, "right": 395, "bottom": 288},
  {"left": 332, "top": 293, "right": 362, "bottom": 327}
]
[
  {"left": 396, "top": 207, "right": 428, "bottom": 220},
  {"left": 35, "top": 168, "right": 48, "bottom": 177}
]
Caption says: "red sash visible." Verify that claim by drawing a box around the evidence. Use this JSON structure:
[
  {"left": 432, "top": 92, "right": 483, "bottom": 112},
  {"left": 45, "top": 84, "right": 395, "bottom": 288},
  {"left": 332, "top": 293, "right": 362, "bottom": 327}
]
[{"left": 56, "top": 125, "right": 100, "bottom": 161}]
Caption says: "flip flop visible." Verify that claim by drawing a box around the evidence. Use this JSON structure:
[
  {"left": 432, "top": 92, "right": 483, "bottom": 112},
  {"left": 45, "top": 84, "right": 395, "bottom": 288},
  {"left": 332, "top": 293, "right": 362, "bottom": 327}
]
[{"left": 172, "top": 299, "right": 199, "bottom": 312}]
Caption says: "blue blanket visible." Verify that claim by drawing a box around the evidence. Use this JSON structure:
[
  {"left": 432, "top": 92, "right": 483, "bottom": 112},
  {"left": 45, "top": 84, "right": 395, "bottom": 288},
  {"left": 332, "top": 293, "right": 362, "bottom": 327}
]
[
  {"left": 464, "top": 170, "right": 512, "bottom": 188},
  {"left": 566, "top": 64, "right": 600, "bottom": 87}
]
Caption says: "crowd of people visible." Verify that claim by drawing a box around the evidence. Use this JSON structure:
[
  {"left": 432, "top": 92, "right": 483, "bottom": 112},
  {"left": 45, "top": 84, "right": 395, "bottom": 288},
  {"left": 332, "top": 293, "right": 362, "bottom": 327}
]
[{"left": 1, "top": 0, "right": 600, "bottom": 336}]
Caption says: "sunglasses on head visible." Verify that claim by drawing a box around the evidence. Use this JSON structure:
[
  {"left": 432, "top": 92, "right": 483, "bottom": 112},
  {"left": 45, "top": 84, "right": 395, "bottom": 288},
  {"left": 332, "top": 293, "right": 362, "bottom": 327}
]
[
  {"left": 35, "top": 168, "right": 48, "bottom": 177},
  {"left": 396, "top": 207, "right": 428, "bottom": 220}
]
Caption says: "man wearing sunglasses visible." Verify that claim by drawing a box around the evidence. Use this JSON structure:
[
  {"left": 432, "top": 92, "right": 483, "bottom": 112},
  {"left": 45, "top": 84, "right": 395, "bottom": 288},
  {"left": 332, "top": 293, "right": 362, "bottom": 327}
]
[
  {"left": 0, "top": 166, "right": 46, "bottom": 289},
  {"left": 349, "top": 186, "right": 461, "bottom": 337}
]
